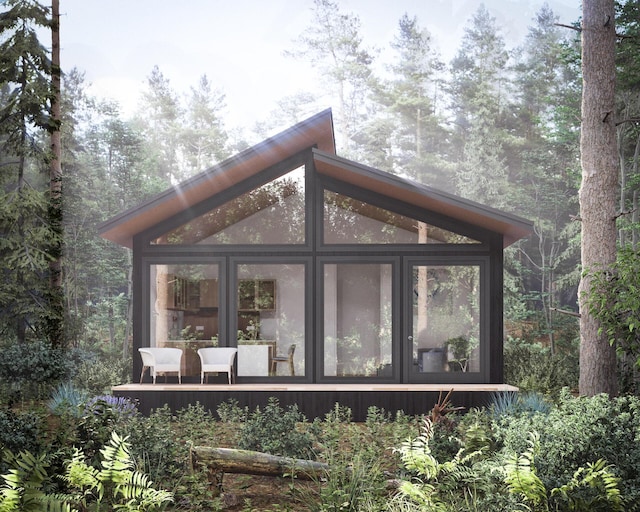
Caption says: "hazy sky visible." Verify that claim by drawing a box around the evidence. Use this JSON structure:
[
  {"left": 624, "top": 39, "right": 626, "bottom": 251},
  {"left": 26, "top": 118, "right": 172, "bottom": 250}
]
[{"left": 58, "top": 0, "right": 581, "bottom": 128}]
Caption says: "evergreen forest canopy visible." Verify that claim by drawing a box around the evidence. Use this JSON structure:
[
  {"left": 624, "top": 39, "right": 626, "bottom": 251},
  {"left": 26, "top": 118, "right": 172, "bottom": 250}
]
[{"left": 1, "top": 0, "right": 640, "bottom": 391}]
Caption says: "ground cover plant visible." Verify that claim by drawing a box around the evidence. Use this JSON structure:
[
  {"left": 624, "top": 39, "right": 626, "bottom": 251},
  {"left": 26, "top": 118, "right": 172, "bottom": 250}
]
[
  {"left": 0, "top": 343, "right": 636, "bottom": 511},
  {"left": 1, "top": 382, "right": 640, "bottom": 511}
]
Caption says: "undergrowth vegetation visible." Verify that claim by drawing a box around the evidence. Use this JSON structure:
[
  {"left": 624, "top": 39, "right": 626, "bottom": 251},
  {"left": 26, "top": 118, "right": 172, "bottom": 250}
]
[
  {"left": 0, "top": 387, "right": 639, "bottom": 511},
  {"left": 0, "top": 337, "right": 639, "bottom": 510}
]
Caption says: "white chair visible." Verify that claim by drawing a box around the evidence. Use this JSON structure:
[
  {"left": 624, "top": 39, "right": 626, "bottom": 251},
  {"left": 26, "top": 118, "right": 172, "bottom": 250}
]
[
  {"left": 197, "top": 347, "right": 237, "bottom": 384},
  {"left": 139, "top": 347, "right": 183, "bottom": 384}
]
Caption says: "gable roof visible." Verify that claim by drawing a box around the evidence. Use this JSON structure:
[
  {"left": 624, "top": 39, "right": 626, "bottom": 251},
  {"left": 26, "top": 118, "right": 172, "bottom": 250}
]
[
  {"left": 312, "top": 149, "right": 532, "bottom": 247},
  {"left": 98, "top": 108, "right": 532, "bottom": 248},
  {"left": 98, "top": 109, "right": 336, "bottom": 248}
]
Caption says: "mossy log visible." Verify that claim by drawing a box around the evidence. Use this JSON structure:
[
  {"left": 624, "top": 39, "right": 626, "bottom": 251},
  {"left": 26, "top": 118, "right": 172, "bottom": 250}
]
[
  {"left": 191, "top": 446, "right": 329, "bottom": 481},
  {"left": 190, "top": 446, "right": 402, "bottom": 495}
]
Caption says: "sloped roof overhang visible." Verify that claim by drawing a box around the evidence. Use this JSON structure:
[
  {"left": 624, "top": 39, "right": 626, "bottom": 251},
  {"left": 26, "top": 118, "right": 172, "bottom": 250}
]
[
  {"left": 99, "top": 108, "right": 532, "bottom": 249},
  {"left": 98, "top": 109, "right": 336, "bottom": 248},
  {"left": 312, "top": 149, "right": 533, "bottom": 248}
]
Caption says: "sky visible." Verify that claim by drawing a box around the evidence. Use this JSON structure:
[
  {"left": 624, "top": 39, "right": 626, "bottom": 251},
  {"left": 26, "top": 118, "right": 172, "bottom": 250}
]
[{"left": 58, "top": 0, "right": 581, "bottom": 130}]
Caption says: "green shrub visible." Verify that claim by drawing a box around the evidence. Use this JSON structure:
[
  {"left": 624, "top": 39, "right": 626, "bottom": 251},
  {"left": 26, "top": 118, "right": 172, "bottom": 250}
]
[
  {"left": 126, "top": 406, "right": 181, "bottom": 482},
  {"left": 216, "top": 398, "right": 249, "bottom": 423},
  {"left": 238, "top": 397, "right": 317, "bottom": 459},
  {"left": 175, "top": 402, "right": 216, "bottom": 443},
  {"left": 0, "top": 340, "right": 72, "bottom": 403},
  {"left": 309, "top": 452, "right": 388, "bottom": 512},
  {"left": 505, "top": 431, "right": 623, "bottom": 511},
  {"left": 72, "top": 352, "right": 131, "bottom": 395},
  {"left": 504, "top": 336, "right": 578, "bottom": 394},
  {"left": 494, "top": 390, "right": 640, "bottom": 509},
  {"left": 125, "top": 405, "right": 221, "bottom": 511},
  {"left": 76, "top": 395, "right": 139, "bottom": 463},
  {"left": 362, "top": 406, "right": 419, "bottom": 466},
  {"left": 0, "top": 410, "right": 44, "bottom": 462}
]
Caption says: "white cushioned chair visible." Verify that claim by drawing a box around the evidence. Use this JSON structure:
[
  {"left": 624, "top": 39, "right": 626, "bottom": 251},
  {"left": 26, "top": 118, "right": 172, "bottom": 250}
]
[
  {"left": 197, "top": 347, "right": 237, "bottom": 384},
  {"left": 138, "top": 347, "right": 183, "bottom": 384}
]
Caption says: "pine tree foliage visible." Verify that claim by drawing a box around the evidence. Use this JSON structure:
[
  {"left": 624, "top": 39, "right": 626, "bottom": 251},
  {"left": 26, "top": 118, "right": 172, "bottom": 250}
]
[
  {"left": 0, "top": 0, "right": 54, "bottom": 152},
  {"left": 0, "top": 0, "right": 59, "bottom": 342},
  {"left": 449, "top": 5, "right": 511, "bottom": 207},
  {"left": 287, "top": 0, "right": 375, "bottom": 154},
  {"left": 371, "top": 14, "right": 449, "bottom": 186},
  {"left": 3, "top": 0, "right": 639, "bottom": 391},
  {"left": 180, "top": 74, "right": 229, "bottom": 174}
]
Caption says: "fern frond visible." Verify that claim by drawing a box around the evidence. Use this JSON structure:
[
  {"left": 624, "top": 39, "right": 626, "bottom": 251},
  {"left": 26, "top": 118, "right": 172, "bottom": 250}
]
[
  {"left": 0, "top": 450, "right": 70, "bottom": 512},
  {"left": 504, "top": 432, "right": 549, "bottom": 510},
  {"left": 98, "top": 432, "right": 134, "bottom": 486},
  {"left": 550, "top": 458, "right": 623, "bottom": 511}
]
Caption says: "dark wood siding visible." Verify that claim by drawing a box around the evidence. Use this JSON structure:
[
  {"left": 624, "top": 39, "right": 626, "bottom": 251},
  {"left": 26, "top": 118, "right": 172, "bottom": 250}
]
[{"left": 113, "top": 387, "right": 506, "bottom": 422}]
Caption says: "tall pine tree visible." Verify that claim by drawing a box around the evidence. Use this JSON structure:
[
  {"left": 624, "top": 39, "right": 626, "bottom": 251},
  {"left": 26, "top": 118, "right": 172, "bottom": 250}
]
[{"left": 0, "top": 0, "right": 61, "bottom": 344}]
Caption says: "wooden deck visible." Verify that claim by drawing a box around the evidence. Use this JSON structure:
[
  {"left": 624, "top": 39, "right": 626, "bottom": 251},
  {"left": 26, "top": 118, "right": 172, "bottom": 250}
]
[{"left": 113, "top": 383, "right": 518, "bottom": 421}]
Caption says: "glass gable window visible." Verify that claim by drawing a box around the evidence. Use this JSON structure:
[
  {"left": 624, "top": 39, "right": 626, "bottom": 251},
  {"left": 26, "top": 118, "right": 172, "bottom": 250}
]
[
  {"left": 235, "top": 263, "right": 306, "bottom": 377},
  {"left": 411, "top": 264, "right": 480, "bottom": 373},
  {"left": 149, "top": 263, "right": 220, "bottom": 379},
  {"left": 153, "top": 166, "right": 306, "bottom": 245},
  {"left": 323, "top": 190, "right": 479, "bottom": 244},
  {"left": 323, "top": 263, "right": 393, "bottom": 378}
]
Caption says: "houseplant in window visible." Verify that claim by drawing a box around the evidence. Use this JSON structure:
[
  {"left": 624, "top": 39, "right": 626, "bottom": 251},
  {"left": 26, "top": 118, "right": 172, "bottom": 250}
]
[{"left": 445, "top": 335, "right": 478, "bottom": 372}]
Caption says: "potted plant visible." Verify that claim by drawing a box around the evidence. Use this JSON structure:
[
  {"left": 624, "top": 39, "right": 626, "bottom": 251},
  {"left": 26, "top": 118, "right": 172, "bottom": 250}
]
[{"left": 444, "top": 335, "right": 477, "bottom": 372}]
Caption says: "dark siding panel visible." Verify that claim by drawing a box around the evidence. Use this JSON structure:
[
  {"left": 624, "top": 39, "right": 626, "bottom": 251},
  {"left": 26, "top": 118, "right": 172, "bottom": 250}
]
[{"left": 114, "top": 389, "right": 497, "bottom": 422}]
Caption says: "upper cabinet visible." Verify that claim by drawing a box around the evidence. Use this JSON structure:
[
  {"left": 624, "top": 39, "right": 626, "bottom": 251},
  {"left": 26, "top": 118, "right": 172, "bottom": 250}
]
[
  {"left": 167, "top": 276, "right": 218, "bottom": 310},
  {"left": 199, "top": 279, "right": 219, "bottom": 308}
]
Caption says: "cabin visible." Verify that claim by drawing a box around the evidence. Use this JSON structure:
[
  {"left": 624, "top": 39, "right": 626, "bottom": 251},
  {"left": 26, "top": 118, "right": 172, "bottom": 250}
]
[{"left": 101, "top": 109, "right": 532, "bottom": 420}]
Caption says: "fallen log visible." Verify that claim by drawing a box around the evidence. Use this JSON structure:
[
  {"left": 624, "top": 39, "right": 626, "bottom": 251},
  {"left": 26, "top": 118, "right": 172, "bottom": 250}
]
[
  {"left": 190, "top": 446, "right": 401, "bottom": 494},
  {"left": 191, "top": 446, "right": 329, "bottom": 482}
]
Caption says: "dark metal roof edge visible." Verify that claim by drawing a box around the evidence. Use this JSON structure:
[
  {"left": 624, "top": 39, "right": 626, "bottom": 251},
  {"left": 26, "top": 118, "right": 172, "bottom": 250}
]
[{"left": 312, "top": 148, "right": 534, "bottom": 234}]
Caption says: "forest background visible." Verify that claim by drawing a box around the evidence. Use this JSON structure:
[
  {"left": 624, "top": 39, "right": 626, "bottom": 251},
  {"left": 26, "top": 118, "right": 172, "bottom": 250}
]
[{"left": 1, "top": 0, "right": 640, "bottom": 394}]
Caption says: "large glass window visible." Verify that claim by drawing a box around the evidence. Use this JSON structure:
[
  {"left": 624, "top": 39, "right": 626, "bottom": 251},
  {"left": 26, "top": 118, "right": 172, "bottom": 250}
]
[
  {"left": 153, "top": 166, "right": 306, "bottom": 245},
  {"left": 149, "top": 264, "right": 220, "bottom": 378},
  {"left": 235, "top": 263, "right": 306, "bottom": 377},
  {"left": 324, "top": 190, "right": 479, "bottom": 244},
  {"left": 411, "top": 265, "right": 480, "bottom": 373},
  {"left": 323, "top": 263, "right": 393, "bottom": 377}
]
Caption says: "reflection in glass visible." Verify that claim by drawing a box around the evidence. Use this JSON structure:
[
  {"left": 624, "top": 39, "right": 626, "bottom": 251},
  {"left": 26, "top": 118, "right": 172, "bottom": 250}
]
[
  {"left": 412, "top": 265, "right": 480, "bottom": 373},
  {"left": 324, "top": 190, "right": 479, "bottom": 244},
  {"left": 235, "top": 264, "right": 305, "bottom": 377},
  {"left": 324, "top": 263, "right": 393, "bottom": 377},
  {"left": 153, "top": 166, "right": 305, "bottom": 245},
  {"left": 149, "top": 264, "right": 220, "bottom": 378}
]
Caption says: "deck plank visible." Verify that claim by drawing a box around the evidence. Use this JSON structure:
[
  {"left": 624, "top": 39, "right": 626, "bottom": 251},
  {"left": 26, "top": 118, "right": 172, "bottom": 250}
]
[{"left": 113, "top": 383, "right": 518, "bottom": 392}]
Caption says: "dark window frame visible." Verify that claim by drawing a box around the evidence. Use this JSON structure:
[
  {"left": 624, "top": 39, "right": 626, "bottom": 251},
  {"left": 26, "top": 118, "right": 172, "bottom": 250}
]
[
  {"left": 229, "top": 256, "right": 312, "bottom": 383},
  {"left": 131, "top": 147, "right": 505, "bottom": 384},
  {"left": 316, "top": 255, "right": 401, "bottom": 383}
]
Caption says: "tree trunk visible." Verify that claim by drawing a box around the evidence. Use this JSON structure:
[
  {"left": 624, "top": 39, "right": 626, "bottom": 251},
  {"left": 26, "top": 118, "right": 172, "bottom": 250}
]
[
  {"left": 578, "top": 0, "right": 618, "bottom": 396},
  {"left": 123, "top": 249, "right": 133, "bottom": 358},
  {"left": 49, "top": 0, "right": 64, "bottom": 347}
]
